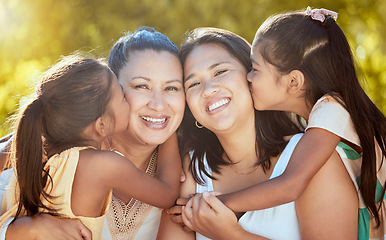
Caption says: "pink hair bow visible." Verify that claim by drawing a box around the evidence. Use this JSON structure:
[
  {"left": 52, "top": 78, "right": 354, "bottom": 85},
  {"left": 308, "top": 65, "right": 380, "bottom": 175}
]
[{"left": 306, "top": 6, "right": 338, "bottom": 22}]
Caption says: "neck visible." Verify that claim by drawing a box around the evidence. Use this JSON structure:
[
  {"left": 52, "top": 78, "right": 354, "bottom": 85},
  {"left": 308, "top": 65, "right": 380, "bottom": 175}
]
[
  {"left": 216, "top": 112, "right": 258, "bottom": 169},
  {"left": 284, "top": 95, "right": 312, "bottom": 121},
  {"left": 110, "top": 131, "right": 156, "bottom": 168}
]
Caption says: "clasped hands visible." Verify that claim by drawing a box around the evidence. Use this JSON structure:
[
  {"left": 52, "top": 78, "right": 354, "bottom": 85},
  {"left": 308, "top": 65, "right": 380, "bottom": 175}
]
[{"left": 165, "top": 191, "right": 241, "bottom": 239}]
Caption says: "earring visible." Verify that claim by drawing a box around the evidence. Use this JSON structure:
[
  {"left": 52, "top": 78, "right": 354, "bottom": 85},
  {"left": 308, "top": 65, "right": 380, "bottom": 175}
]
[{"left": 195, "top": 120, "right": 204, "bottom": 129}]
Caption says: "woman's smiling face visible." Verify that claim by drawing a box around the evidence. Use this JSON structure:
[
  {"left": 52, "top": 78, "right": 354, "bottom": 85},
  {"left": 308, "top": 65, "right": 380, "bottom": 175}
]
[
  {"left": 118, "top": 50, "right": 185, "bottom": 145},
  {"left": 183, "top": 44, "right": 254, "bottom": 133}
]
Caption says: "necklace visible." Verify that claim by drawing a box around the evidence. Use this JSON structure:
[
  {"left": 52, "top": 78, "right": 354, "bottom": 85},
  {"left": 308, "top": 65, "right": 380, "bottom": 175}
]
[
  {"left": 106, "top": 149, "right": 158, "bottom": 239},
  {"left": 225, "top": 154, "right": 260, "bottom": 175}
]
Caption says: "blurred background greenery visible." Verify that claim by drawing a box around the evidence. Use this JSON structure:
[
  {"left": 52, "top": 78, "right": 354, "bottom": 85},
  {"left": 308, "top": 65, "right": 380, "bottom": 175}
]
[{"left": 0, "top": 0, "right": 385, "bottom": 136}]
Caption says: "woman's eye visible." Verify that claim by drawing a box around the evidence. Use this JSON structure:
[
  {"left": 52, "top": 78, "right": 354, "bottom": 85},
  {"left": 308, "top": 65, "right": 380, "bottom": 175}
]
[
  {"left": 250, "top": 67, "right": 259, "bottom": 72},
  {"left": 135, "top": 85, "right": 149, "bottom": 90},
  {"left": 165, "top": 86, "right": 179, "bottom": 91},
  {"left": 214, "top": 70, "right": 227, "bottom": 77},
  {"left": 187, "top": 82, "right": 200, "bottom": 89}
]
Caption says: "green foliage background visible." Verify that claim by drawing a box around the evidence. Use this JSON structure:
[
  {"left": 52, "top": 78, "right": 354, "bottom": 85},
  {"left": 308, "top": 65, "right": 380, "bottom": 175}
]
[{"left": 0, "top": 0, "right": 385, "bottom": 136}]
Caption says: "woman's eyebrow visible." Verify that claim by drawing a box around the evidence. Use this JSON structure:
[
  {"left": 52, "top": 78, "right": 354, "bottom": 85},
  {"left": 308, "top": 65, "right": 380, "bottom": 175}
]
[
  {"left": 185, "top": 73, "right": 195, "bottom": 82},
  {"left": 165, "top": 79, "right": 183, "bottom": 85},
  {"left": 131, "top": 76, "right": 151, "bottom": 81},
  {"left": 209, "top": 62, "right": 229, "bottom": 70},
  {"left": 185, "top": 61, "right": 230, "bottom": 82}
]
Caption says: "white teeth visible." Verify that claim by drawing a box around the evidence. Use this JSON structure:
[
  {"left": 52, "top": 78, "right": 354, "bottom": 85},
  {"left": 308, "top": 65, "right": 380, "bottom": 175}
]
[
  {"left": 208, "top": 99, "right": 230, "bottom": 111},
  {"left": 141, "top": 116, "right": 167, "bottom": 124}
]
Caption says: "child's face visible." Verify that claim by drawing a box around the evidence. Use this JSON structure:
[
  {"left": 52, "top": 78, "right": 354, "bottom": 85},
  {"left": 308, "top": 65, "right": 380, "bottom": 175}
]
[
  {"left": 247, "top": 46, "right": 289, "bottom": 111},
  {"left": 107, "top": 74, "right": 131, "bottom": 134}
]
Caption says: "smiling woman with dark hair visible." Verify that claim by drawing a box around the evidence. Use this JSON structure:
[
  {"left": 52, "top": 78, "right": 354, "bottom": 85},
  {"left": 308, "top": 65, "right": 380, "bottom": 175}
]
[
  {"left": 0, "top": 26, "right": 186, "bottom": 240},
  {"left": 157, "top": 27, "right": 357, "bottom": 240}
]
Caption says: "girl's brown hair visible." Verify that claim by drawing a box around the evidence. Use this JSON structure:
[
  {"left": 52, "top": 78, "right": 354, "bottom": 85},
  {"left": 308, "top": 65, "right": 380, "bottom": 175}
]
[
  {"left": 255, "top": 10, "right": 386, "bottom": 227},
  {"left": 12, "top": 54, "right": 114, "bottom": 219}
]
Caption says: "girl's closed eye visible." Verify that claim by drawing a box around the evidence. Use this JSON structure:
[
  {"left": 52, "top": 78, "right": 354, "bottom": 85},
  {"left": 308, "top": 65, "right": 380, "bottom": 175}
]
[
  {"left": 186, "top": 81, "right": 200, "bottom": 89},
  {"left": 214, "top": 69, "right": 228, "bottom": 77}
]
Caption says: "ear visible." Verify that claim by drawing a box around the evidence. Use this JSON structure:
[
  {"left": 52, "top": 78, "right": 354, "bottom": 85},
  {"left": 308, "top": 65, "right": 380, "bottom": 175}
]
[
  {"left": 94, "top": 116, "right": 107, "bottom": 137},
  {"left": 286, "top": 70, "right": 305, "bottom": 94}
]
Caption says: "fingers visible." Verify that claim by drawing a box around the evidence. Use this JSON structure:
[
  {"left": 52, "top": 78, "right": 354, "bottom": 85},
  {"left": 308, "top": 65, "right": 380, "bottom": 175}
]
[
  {"left": 171, "top": 214, "right": 183, "bottom": 224},
  {"left": 202, "top": 191, "right": 227, "bottom": 214},
  {"left": 76, "top": 219, "right": 92, "bottom": 240},
  {"left": 176, "top": 197, "right": 189, "bottom": 206},
  {"left": 190, "top": 193, "right": 201, "bottom": 218},
  {"left": 181, "top": 206, "right": 194, "bottom": 230}
]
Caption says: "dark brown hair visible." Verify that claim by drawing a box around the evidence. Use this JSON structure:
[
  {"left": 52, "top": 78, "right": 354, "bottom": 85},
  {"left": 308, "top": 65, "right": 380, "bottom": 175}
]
[
  {"left": 108, "top": 26, "right": 180, "bottom": 78},
  {"left": 12, "top": 54, "right": 114, "bottom": 219},
  {"left": 255, "top": 10, "right": 386, "bottom": 227},
  {"left": 180, "top": 27, "right": 301, "bottom": 184}
]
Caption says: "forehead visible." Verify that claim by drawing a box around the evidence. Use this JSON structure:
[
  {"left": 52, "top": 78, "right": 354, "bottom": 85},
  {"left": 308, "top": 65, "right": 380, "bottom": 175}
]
[
  {"left": 118, "top": 50, "right": 182, "bottom": 81},
  {"left": 184, "top": 44, "right": 236, "bottom": 72}
]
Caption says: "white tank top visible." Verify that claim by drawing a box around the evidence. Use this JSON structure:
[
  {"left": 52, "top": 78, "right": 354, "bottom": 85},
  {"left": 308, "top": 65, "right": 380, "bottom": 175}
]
[{"left": 194, "top": 134, "right": 303, "bottom": 240}]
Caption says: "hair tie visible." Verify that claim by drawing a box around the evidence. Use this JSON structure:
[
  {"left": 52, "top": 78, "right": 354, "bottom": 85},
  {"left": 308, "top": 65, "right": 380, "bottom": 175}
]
[
  {"left": 322, "top": 15, "right": 335, "bottom": 28},
  {"left": 306, "top": 6, "right": 338, "bottom": 24}
]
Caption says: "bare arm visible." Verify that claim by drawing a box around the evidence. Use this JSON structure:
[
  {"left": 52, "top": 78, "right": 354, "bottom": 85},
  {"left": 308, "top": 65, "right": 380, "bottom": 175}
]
[
  {"left": 220, "top": 129, "right": 341, "bottom": 212},
  {"left": 157, "top": 154, "right": 196, "bottom": 240},
  {"left": 104, "top": 133, "right": 181, "bottom": 209},
  {"left": 5, "top": 214, "right": 91, "bottom": 240},
  {"left": 296, "top": 151, "right": 357, "bottom": 239}
]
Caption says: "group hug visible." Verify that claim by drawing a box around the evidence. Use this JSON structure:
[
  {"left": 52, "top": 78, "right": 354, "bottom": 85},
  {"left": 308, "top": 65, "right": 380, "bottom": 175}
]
[{"left": 0, "top": 7, "right": 385, "bottom": 240}]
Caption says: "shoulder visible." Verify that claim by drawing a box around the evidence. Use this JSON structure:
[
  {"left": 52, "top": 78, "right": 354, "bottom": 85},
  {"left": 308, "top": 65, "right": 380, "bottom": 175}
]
[
  {"left": 78, "top": 149, "right": 134, "bottom": 177},
  {"left": 307, "top": 94, "right": 360, "bottom": 147},
  {"left": 309, "top": 94, "right": 348, "bottom": 121},
  {"left": 296, "top": 150, "right": 358, "bottom": 239}
]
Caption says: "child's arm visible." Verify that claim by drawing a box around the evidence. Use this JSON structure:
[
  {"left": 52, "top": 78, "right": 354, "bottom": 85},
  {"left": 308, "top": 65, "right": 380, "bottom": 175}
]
[
  {"left": 106, "top": 133, "right": 181, "bottom": 209},
  {"left": 4, "top": 215, "right": 92, "bottom": 240},
  {"left": 78, "top": 133, "right": 178, "bottom": 210},
  {"left": 219, "top": 128, "right": 341, "bottom": 212}
]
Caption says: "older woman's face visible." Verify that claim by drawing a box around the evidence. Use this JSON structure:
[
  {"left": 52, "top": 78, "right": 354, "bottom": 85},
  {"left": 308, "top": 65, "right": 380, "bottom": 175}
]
[
  {"left": 118, "top": 50, "right": 185, "bottom": 145},
  {"left": 183, "top": 44, "right": 254, "bottom": 133}
]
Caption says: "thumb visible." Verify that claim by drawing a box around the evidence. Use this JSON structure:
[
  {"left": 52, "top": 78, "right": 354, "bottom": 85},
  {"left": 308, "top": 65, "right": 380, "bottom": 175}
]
[
  {"left": 180, "top": 169, "right": 186, "bottom": 182},
  {"left": 202, "top": 191, "right": 228, "bottom": 214}
]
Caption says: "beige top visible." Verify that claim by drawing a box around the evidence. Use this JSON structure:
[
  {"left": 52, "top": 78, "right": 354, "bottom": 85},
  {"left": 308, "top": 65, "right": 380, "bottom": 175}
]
[{"left": 0, "top": 147, "right": 112, "bottom": 240}]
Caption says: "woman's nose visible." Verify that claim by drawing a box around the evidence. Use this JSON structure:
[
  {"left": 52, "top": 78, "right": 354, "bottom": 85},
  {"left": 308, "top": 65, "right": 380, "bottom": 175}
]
[
  {"left": 147, "top": 90, "right": 166, "bottom": 111},
  {"left": 202, "top": 81, "right": 220, "bottom": 97}
]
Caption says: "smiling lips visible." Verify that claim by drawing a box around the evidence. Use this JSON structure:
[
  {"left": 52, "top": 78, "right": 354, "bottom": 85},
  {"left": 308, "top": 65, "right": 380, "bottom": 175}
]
[
  {"left": 141, "top": 116, "right": 167, "bottom": 124},
  {"left": 141, "top": 116, "right": 169, "bottom": 129},
  {"left": 207, "top": 98, "right": 230, "bottom": 112}
]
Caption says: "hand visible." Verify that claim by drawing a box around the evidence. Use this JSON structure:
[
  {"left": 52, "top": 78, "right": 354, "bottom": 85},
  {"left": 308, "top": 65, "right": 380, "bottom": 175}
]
[
  {"left": 182, "top": 191, "right": 239, "bottom": 239},
  {"left": 7, "top": 214, "right": 92, "bottom": 240},
  {"left": 167, "top": 197, "right": 190, "bottom": 225}
]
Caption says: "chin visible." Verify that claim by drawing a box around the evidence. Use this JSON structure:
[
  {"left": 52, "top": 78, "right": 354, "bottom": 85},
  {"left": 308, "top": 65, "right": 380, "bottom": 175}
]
[{"left": 141, "top": 134, "right": 170, "bottom": 146}]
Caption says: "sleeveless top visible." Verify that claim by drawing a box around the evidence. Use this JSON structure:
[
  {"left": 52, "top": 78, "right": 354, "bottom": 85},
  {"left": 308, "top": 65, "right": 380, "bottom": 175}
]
[
  {"left": 194, "top": 134, "right": 303, "bottom": 240},
  {"left": 307, "top": 95, "right": 386, "bottom": 240},
  {"left": 0, "top": 147, "right": 112, "bottom": 240}
]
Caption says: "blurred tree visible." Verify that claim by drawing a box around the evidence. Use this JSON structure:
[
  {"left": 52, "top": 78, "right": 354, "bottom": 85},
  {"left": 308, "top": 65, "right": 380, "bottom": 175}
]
[{"left": 0, "top": 0, "right": 385, "bottom": 135}]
